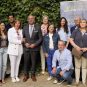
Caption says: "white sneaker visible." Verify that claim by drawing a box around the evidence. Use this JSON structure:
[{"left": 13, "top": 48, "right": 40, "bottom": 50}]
[
  {"left": 16, "top": 77, "right": 20, "bottom": 82},
  {"left": 53, "top": 79, "right": 58, "bottom": 84},
  {"left": 47, "top": 76, "right": 53, "bottom": 81},
  {"left": 12, "top": 78, "right": 16, "bottom": 83},
  {"left": 83, "top": 83, "right": 86, "bottom": 87},
  {"left": 41, "top": 71, "right": 45, "bottom": 75}
]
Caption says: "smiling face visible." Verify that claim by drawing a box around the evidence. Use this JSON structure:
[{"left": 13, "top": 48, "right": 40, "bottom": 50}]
[
  {"left": 60, "top": 18, "right": 66, "bottom": 27},
  {"left": 42, "top": 16, "right": 49, "bottom": 24},
  {"left": 48, "top": 24, "right": 54, "bottom": 33},
  {"left": 8, "top": 15, "right": 15, "bottom": 23},
  {"left": 0, "top": 23, "right": 5, "bottom": 31},
  {"left": 80, "top": 19, "right": 87, "bottom": 29},
  {"left": 74, "top": 17, "right": 81, "bottom": 26},
  {"left": 14, "top": 20, "right": 21, "bottom": 30},
  {"left": 28, "top": 15, "right": 35, "bottom": 25},
  {"left": 58, "top": 41, "right": 65, "bottom": 51}
]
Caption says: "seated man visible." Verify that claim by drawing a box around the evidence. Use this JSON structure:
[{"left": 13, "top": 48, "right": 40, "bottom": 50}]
[{"left": 51, "top": 40, "right": 73, "bottom": 85}]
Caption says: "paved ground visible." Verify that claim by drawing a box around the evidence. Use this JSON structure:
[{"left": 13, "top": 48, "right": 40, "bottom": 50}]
[{"left": 1, "top": 73, "right": 86, "bottom": 87}]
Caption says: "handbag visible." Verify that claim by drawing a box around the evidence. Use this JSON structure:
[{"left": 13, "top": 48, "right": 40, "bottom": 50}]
[{"left": 72, "top": 48, "right": 83, "bottom": 59}]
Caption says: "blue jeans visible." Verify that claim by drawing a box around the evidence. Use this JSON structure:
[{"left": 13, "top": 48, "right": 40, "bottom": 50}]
[
  {"left": 46, "top": 49, "right": 55, "bottom": 76},
  {"left": 51, "top": 68, "right": 73, "bottom": 84},
  {"left": 0, "top": 47, "right": 7, "bottom": 80}
]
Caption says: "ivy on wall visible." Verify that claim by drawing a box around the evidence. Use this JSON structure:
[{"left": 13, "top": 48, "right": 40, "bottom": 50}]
[{"left": 0, "top": 0, "right": 72, "bottom": 26}]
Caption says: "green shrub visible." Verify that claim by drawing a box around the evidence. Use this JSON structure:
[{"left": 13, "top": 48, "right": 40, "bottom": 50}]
[{"left": 0, "top": 0, "right": 72, "bottom": 26}]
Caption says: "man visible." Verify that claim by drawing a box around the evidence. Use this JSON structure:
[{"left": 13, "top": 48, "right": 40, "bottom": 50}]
[
  {"left": 51, "top": 40, "right": 73, "bottom": 85},
  {"left": 70, "top": 16, "right": 81, "bottom": 34},
  {"left": 23, "top": 15, "right": 42, "bottom": 82},
  {"left": 6, "top": 14, "right": 15, "bottom": 31}
]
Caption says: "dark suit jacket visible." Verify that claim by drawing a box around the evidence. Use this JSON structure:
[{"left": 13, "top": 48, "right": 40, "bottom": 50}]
[
  {"left": 23, "top": 24, "right": 43, "bottom": 51},
  {"left": 70, "top": 25, "right": 78, "bottom": 34}
]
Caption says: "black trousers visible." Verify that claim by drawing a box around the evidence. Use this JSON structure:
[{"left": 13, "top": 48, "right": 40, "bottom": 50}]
[{"left": 24, "top": 50, "right": 38, "bottom": 75}]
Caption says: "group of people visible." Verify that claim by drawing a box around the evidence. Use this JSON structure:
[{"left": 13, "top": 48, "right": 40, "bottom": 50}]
[{"left": 0, "top": 14, "right": 87, "bottom": 87}]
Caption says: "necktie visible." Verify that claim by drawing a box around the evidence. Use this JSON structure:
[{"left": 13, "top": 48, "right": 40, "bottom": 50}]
[{"left": 29, "top": 25, "right": 33, "bottom": 37}]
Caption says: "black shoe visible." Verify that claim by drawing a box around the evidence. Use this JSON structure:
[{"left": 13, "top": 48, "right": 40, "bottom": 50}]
[{"left": 5, "top": 74, "right": 10, "bottom": 78}]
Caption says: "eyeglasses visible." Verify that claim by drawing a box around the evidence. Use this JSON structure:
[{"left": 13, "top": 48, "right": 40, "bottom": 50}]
[{"left": 16, "top": 31, "right": 20, "bottom": 36}]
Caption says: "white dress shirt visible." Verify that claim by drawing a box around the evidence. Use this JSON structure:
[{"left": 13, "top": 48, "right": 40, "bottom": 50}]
[{"left": 29, "top": 24, "right": 34, "bottom": 37}]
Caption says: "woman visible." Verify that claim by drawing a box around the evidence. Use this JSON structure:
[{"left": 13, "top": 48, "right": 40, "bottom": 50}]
[
  {"left": 57, "top": 17, "right": 71, "bottom": 47},
  {"left": 40, "top": 15, "right": 49, "bottom": 74},
  {"left": 0, "top": 22, "right": 8, "bottom": 85},
  {"left": 7, "top": 20, "right": 23, "bottom": 82},
  {"left": 70, "top": 19, "right": 87, "bottom": 86},
  {"left": 43, "top": 24, "right": 60, "bottom": 80}
]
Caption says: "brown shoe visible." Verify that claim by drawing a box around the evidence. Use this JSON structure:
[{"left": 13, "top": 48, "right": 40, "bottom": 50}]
[
  {"left": 31, "top": 75, "right": 37, "bottom": 82},
  {"left": 0, "top": 80, "right": 2, "bottom": 86},
  {"left": 23, "top": 75, "right": 29, "bottom": 82}
]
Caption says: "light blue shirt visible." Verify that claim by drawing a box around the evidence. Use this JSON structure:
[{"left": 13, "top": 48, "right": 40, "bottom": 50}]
[
  {"left": 58, "top": 27, "right": 71, "bottom": 42},
  {"left": 52, "top": 48, "right": 73, "bottom": 71}
]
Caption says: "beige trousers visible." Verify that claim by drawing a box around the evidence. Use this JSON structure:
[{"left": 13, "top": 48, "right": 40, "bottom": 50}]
[
  {"left": 75, "top": 56, "right": 87, "bottom": 84},
  {"left": 40, "top": 47, "right": 45, "bottom": 71}
]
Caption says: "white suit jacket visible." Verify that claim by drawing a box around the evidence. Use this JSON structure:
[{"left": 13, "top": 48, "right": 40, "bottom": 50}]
[{"left": 7, "top": 27, "right": 23, "bottom": 56}]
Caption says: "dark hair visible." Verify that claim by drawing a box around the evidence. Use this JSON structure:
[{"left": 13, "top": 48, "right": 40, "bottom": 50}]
[
  {"left": 0, "top": 22, "right": 7, "bottom": 36},
  {"left": 58, "top": 40, "right": 66, "bottom": 46},
  {"left": 8, "top": 13, "right": 14, "bottom": 18},
  {"left": 47, "top": 24, "right": 56, "bottom": 33},
  {"left": 58, "top": 17, "right": 68, "bottom": 33}
]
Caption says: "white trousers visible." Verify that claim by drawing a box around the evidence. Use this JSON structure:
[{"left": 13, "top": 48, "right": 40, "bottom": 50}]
[
  {"left": 9, "top": 54, "right": 22, "bottom": 78},
  {"left": 40, "top": 47, "right": 45, "bottom": 71}
]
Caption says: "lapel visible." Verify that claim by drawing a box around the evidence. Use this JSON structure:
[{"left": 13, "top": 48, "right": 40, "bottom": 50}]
[
  {"left": 26, "top": 25, "right": 30, "bottom": 39},
  {"left": 46, "top": 34, "right": 49, "bottom": 43}
]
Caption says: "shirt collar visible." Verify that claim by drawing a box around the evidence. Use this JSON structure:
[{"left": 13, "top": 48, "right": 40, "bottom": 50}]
[{"left": 29, "top": 24, "right": 34, "bottom": 27}]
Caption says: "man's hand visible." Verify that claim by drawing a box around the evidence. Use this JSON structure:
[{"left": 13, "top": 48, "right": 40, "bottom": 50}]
[
  {"left": 22, "top": 38, "right": 25, "bottom": 43},
  {"left": 59, "top": 71, "right": 64, "bottom": 76},
  {"left": 29, "top": 44, "right": 36, "bottom": 48},
  {"left": 25, "top": 43, "right": 30, "bottom": 48},
  {"left": 52, "top": 67, "right": 56, "bottom": 74},
  {"left": 44, "top": 53, "right": 48, "bottom": 58}
]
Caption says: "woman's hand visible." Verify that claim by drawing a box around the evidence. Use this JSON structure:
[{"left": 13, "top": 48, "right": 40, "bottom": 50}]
[
  {"left": 25, "top": 43, "right": 30, "bottom": 48},
  {"left": 44, "top": 53, "right": 48, "bottom": 58},
  {"left": 81, "top": 48, "right": 87, "bottom": 52},
  {"left": 75, "top": 46, "right": 82, "bottom": 52}
]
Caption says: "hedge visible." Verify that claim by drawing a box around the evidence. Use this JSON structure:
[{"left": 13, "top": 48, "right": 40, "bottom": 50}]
[{"left": 0, "top": 0, "right": 72, "bottom": 26}]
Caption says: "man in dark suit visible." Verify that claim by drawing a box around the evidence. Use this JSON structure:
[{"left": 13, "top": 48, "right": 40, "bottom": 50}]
[
  {"left": 22, "top": 15, "right": 42, "bottom": 82},
  {"left": 71, "top": 16, "right": 81, "bottom": 34}
]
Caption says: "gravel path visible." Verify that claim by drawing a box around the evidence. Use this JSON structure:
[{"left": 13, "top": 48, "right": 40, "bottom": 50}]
[{"left": 1, "top": 73, "right": 86, "bottom": 87}]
